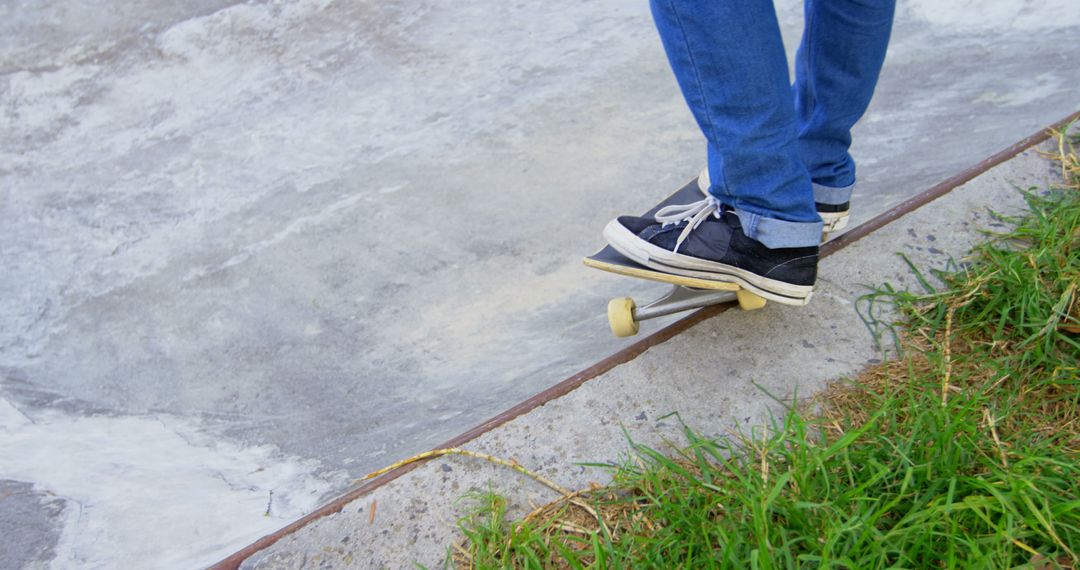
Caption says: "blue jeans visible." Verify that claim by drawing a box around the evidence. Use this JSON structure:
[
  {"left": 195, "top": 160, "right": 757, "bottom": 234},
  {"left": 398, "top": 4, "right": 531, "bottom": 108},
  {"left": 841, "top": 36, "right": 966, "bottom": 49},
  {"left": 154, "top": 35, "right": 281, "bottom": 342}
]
[{"left": 650, "top": 0, "right": 895, "bottom": 248}]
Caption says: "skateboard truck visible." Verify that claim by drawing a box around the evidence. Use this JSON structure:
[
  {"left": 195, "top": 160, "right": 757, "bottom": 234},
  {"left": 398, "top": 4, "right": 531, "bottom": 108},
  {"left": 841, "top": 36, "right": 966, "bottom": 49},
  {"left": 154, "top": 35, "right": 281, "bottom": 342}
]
[{"left": 606, "top": 285, "right": 765, "bottom": 337}]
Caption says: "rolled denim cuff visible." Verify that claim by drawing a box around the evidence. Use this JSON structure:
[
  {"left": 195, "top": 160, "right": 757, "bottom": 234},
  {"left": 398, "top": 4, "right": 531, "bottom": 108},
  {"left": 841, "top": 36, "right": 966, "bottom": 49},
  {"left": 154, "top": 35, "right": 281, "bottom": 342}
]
[
  {"left": 813, "top": 182, "right": 855, "bottom": 206},
  {"left": 733, "top": 208, "right": 824, "bottom": 249}
]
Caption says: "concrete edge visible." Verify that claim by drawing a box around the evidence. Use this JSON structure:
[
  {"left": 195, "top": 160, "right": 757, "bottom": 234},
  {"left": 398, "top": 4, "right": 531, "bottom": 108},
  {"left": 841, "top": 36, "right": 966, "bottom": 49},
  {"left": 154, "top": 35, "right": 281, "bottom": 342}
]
[{"left": 209, "top": 108, "right": 1080, "bottom": 570}]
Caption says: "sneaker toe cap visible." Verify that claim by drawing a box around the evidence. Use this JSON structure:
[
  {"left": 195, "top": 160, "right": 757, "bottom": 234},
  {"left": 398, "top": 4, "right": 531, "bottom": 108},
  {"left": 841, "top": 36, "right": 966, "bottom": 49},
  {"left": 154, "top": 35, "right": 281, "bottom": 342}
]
[{"left": 616, "top": 215, "right": 657, "bottom": 234}]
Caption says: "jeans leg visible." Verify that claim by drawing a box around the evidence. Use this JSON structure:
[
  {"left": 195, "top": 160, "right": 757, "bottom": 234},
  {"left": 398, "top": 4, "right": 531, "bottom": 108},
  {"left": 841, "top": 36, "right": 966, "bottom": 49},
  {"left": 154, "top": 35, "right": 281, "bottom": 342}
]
[
  {"left": 794, "top": 0, "right": 896, "bottom": 204},
  {"left": 649, "top": 0, "right": 822, "bottom": 248}
]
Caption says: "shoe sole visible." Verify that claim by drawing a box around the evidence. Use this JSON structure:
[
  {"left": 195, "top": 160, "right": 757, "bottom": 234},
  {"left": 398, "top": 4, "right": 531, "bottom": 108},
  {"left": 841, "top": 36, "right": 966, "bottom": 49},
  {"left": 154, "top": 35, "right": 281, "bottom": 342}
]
[
  {"left": 820, "top": 210, "right": 849, "bottom": 233},
  {"left": 602, "top": 219, "right": 814, "bottom": 306},
  {"left": 697, "top": 169, "right": 850, "bottom": 235}
]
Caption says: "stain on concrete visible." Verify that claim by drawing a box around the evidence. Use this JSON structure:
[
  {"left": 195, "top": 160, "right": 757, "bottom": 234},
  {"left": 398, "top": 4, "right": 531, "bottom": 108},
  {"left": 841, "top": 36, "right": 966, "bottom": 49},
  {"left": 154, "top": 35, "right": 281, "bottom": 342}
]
[{"left": 0, "top": 480, "right": 65, "bottom": 569}]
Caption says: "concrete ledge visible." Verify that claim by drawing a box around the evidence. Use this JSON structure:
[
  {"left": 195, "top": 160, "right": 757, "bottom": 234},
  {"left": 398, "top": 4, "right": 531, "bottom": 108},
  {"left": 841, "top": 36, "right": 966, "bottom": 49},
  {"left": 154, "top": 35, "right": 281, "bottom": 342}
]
[{"left": 220, "top": 118, "right": 1072, "bottom": 569}]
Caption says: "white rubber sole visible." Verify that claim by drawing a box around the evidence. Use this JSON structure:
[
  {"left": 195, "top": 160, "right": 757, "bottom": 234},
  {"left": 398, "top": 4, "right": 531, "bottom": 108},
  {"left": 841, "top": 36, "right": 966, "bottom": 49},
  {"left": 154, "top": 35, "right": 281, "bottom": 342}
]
[
  {"left": 602, "top": 219, "right": 814, "bottom": 306},
  {"left": 697, "top": 168, "right": 850, "bottom": 235},
  {"left": 820, "top": 210, "right": 849, "bottom": 233}
]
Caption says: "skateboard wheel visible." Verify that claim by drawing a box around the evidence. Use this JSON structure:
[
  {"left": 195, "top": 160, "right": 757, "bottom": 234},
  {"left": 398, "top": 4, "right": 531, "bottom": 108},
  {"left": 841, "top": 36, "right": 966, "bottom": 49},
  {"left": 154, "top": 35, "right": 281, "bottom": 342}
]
[
  {"left": 607, "top": 297, "right": 639, "bottom": 337},
  {"left": 736, "top": 289, "right": 766, "bottom": 311}
]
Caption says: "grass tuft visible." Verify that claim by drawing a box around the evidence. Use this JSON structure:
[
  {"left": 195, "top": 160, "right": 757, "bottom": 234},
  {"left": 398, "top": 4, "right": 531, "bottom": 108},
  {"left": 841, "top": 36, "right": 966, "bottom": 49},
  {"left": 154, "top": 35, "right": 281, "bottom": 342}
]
[{"left": 448, "top": 130, "right": 1080, "bottom": 569}]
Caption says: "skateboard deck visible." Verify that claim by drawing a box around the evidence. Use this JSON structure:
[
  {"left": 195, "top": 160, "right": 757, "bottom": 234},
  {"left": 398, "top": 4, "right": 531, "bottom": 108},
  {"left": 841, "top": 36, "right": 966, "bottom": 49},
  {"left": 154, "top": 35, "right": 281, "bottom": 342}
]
[{"left": 584, "top": 177, "right": 766, "bottom": 337}]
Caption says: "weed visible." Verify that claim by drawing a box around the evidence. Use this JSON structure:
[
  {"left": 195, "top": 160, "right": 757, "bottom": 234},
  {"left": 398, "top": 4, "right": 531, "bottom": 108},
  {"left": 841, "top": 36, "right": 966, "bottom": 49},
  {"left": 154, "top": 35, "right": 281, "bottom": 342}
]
[{"left": 449, "top": 131, "right": 1079, "bottom": 569}]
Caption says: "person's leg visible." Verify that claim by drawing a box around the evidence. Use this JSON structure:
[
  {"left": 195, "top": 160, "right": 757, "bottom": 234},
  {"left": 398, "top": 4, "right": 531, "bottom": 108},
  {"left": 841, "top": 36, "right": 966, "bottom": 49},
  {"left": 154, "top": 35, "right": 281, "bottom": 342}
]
[
  {"left": 601, "top": 0, "right": 819, "bottom": 305},
  {"left": 794, "top": 0, "right": 896, "bottom": 221},
  {"left": 649, "top": 0, "right": 822, "bottom": 249}
]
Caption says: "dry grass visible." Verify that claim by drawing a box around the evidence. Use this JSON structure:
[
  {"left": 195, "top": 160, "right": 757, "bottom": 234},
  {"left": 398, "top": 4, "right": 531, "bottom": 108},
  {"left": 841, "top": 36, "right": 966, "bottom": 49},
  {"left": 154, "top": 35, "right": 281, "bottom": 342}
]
[{"left": 814, "top": 326, "right": 1080, "bottom": 457}]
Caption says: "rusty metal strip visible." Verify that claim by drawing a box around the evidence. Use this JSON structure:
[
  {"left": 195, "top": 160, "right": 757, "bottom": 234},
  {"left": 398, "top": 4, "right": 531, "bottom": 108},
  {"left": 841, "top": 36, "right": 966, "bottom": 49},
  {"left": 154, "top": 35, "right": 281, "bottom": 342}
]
[
  {"left": 822, "top": 110, "right": 1080, "bottom": 256},
  {"left": 211, "top": 109, "right": 1079, "bottom": 570}
]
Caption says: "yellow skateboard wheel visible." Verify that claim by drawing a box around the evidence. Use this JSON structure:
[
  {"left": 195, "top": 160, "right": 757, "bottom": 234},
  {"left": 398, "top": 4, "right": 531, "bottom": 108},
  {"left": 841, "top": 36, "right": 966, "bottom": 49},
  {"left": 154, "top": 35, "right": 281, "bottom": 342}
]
[
  {"left": 607, "top": 297, "right": 640, "bottom": 337},
  {"left": 736, "top": 289, "right": 766, "bottom": 311}
]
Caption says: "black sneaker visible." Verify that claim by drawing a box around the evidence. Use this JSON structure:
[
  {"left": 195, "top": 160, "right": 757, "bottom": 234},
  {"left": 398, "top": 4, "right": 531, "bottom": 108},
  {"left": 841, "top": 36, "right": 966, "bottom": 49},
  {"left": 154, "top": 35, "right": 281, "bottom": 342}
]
[
  {"left": 603, "top": 196, "right": 817, "bottom": 306},
  {"left": 697, "top": 168, "right": 850, "bottom": 234}
]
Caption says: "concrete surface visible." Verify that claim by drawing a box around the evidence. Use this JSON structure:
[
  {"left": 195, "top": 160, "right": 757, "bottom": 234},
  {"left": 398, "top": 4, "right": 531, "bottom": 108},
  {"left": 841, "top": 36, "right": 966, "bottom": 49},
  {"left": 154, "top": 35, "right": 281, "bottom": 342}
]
[
  {"left": 1, "top": 0, "right": 1078, "bottom": 567},
  {"left": 237, "top": 141, "right": 1064, "bottom": 569}
]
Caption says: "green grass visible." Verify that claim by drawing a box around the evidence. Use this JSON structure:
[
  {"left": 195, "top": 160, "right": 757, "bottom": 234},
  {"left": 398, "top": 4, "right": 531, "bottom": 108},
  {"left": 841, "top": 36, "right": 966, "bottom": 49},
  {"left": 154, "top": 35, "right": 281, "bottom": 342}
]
[{"left": 448, "top": 134, "right": 1079, "bottom": 569}]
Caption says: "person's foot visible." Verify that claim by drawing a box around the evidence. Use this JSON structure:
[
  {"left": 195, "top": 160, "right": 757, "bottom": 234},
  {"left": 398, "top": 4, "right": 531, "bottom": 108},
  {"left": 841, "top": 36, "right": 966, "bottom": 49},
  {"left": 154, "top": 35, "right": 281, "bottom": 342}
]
[
  {"left": 697, "top": 169, "right": 850, "bottom": 234},
  {"left": 603, "top": 196, "right": 817, "bottom": 306}
]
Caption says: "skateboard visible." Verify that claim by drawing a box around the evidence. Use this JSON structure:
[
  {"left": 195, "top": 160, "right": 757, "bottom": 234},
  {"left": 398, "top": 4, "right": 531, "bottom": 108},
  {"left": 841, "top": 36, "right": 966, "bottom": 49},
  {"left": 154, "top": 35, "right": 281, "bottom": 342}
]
[{"left": 584, "top": 178, "right": 768, "bottom": 338}]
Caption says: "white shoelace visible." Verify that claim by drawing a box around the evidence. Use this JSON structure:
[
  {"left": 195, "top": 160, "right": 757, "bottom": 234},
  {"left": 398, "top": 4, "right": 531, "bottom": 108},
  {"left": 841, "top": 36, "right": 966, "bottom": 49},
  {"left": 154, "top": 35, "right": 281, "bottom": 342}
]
[{"left": 653, "top": 196, "right": 723, "bottom": 253}]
